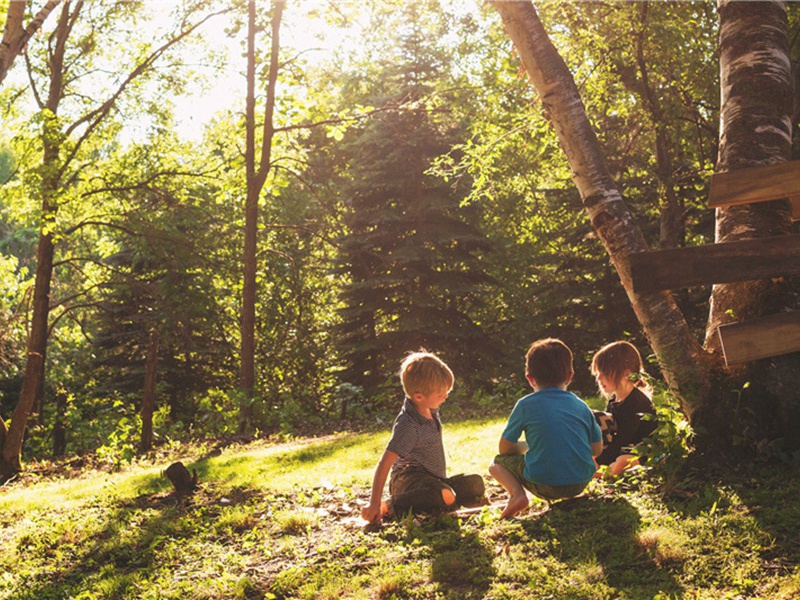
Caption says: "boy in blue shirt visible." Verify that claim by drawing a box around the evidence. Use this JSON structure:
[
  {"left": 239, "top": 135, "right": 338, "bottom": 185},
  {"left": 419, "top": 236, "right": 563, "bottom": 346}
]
[{"left": 489, "top": 338, "right": 603, "bottom": 519}]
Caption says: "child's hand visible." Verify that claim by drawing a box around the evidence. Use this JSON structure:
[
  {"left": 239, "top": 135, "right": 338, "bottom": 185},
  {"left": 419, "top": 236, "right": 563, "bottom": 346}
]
[{"left": 361, "top": 504, "right": 382, "bottom": 524}]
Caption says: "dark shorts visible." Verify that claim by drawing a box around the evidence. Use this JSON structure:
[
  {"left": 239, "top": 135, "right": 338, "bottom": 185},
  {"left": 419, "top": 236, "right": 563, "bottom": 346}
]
[
  {"left": 389, "top": 467, "right": 485, "bottom": 515},
  {"left": 493, "top": 454, "right": 589, "bottom": 501}
]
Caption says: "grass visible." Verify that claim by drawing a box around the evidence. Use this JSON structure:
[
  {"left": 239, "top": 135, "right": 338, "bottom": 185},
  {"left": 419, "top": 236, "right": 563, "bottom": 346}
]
[{"left": 1, "top": 415, "right": 800, "bottom": 599}]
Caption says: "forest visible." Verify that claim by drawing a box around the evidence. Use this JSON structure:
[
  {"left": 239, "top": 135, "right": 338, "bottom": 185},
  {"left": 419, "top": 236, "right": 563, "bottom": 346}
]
[{"left": 1, "top": 0, "right": 799, "bottom": 481}]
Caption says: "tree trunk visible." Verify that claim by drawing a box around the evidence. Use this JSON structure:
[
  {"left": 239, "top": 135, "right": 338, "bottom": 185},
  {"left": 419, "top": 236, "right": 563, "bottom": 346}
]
[
  {"left": 705, "top": 0, "right": 794, "bottom": 350},
  {"left": 493, "top": 0, "right": 800, "bottom": 450},
  {"left": 0, "top": 0, "right": 62, "bottom": 87},
  {"left": 1, "top": 230, "right": 54, "bottom": 479},
  {"left": 139, "top": 331, "right": 159, "bottom": 454},
  {"left": 239, "top": 0, "right": 283, "bottom": 433},
  {"left": 52, "top": 391, "right": 66, "bottom": 458},
  {"left": 491, "top": 0, "right": 711, "bottom": 415},
  {"left": 698, "top": 0, "right": 800, "bottom": 446},
  {"left": 0, "top": 2, "right": 69, "bottom": 480}
]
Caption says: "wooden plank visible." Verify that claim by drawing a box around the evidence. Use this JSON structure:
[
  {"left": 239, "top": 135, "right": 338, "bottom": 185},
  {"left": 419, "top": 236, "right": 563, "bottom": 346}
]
[
  {"left": 630, "top": 234, "right": 800, "bottom": 293},
  {"left": 709, "top": 162, "right": 800, "bottom": 213},
  {"left": 792, "top": 197, "right": 800, "bottom": 220},
  {"left": 718, "top": 311, "right": 800, "bottom": 365}
]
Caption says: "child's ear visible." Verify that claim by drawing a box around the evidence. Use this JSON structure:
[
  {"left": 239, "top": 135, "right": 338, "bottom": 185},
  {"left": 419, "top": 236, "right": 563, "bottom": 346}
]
[{"left": 525, "top": 374, "right": 537, "bottom": 388}]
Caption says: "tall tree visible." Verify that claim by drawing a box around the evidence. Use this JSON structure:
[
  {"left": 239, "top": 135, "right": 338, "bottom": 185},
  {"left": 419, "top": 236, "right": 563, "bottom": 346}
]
[
  {"left": 239, "top": 0, "right": 283, "bottom": 433},
  {"left": 704, "top": 0, "right": 794, "bottom": 349},
  {"left": 334, "top": 7, "right": 496, "bottom": 397},
  {"left": 491, "top": 0, "right": 799, "bottom": 447},
  {"left": 491, "top": 0, "right": 710, "bottom": 413},
  {"left": 0, "top": 0, "right": 221, "bottom": 479}
]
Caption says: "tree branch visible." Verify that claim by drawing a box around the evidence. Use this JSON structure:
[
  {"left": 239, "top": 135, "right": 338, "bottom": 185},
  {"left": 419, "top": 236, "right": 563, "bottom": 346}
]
[
  {"left": 58, "top": 8, "right": 230, "bottom": 179},
  {"left": 0, "top": 0, "right": 62, "bottom": 87}
]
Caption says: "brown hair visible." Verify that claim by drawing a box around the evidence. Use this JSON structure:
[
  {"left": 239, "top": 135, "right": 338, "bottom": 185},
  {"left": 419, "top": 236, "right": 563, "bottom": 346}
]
[
  {"left": 400, "top": 350, "right": 454, "bottom": 397},
  {"left": 525, "top": 338, "right": 573, "bottom": 388},
  {"left": 591, "top": 341, "right": 648, "bottom": 390}
]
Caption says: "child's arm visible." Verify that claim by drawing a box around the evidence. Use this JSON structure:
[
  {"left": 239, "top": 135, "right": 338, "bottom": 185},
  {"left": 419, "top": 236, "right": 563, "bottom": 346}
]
[
  {"left": 591, "top": 441, "right": 603, "bottom": 457},
  {"left": 361, "top": 449, "right": 399, "bottom": 524},
  {"left": 499, "top": 437, "right": 528, "bottom": 455}
]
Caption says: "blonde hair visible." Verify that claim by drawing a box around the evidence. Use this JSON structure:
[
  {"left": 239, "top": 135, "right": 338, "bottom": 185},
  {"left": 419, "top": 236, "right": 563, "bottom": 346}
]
[
  {"left": 591, "top": 341, "right": 650, "bottom": 394},
  {"left": 400, "top": 350, "right": 454, "bottom": 397}
]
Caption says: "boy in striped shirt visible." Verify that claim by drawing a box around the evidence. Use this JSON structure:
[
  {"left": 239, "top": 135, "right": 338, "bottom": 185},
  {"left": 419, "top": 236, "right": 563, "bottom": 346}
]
[{"left": 361, "top": 351, "right": 484, "bottom": 524}]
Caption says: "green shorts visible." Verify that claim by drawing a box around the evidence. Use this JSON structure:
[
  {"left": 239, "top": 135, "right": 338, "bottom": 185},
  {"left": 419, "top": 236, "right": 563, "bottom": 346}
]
[{"left": 493, "top": 454, "right": 589, "bottom": 501}]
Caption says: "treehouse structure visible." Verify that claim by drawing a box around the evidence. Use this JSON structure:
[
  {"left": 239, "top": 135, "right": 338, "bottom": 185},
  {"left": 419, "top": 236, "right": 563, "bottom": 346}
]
[{"left": 631, "top": 161, "right": 800, "bottom": 366}]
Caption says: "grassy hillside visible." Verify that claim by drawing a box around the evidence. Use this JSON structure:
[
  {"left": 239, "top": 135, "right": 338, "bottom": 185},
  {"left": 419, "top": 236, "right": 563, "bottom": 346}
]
[{"left": 1, "top": 417, "right": 800, "bottom": 599}]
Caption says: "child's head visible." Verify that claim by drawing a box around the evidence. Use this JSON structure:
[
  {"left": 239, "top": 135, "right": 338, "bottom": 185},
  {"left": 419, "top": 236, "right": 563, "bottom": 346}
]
[
  {"left": 525, "top": 338, "right": 574, "bottom": 389},
  {"left": 591, "top": 341, "right": 647, "bottom": 396},
  {"left": 400, "top": 350, "right": 454, "bottom": 398}
]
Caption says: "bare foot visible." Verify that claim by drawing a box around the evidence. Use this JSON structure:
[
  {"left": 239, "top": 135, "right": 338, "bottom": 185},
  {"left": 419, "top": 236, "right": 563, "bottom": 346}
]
[{"left": 500, "top": 493, "right": 529, "bottom": 519}]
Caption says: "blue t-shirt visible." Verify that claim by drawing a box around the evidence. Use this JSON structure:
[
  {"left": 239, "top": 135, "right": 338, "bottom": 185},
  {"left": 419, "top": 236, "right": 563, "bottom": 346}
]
[{"left": 501, "top": 387, "right": 602, "bottom": 486}]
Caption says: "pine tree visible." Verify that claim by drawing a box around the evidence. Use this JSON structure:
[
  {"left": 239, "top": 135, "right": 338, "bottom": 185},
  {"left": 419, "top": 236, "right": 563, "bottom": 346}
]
[{"left": 335, "top": 25, "right": 496, "bottom": 397}]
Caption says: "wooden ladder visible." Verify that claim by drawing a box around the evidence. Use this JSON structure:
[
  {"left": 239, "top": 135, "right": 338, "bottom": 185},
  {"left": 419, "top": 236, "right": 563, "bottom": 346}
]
[{"left": 630, "top": 161, "right": 800, "bottom": 366}]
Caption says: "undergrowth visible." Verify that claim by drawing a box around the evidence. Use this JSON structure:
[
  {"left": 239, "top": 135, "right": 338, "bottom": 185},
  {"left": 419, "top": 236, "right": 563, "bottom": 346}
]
[{"left": 1, "top": 417, "right": 800, "bottom": 599}]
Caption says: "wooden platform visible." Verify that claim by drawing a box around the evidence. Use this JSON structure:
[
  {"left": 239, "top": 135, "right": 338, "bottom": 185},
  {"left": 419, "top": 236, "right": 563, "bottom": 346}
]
[
  {"left": 708, "top": 162, "right": 800, "bottom": 220},
  {"left": 718, "top": 310, "right": 800, "bottom": 365},
  {"left": 630, "top": 234, "right": 800, "bottom": 293}
]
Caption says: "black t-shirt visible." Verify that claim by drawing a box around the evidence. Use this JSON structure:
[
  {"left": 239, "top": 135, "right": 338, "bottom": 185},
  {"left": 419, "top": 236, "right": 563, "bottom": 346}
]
[{"left": 595, "top": 387, "right": 656, "bottom": 466}]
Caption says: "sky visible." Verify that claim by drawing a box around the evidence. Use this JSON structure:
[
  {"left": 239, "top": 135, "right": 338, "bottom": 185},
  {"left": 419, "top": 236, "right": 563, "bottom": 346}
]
[
  {"left": 3, "top": 1, "right": 482, "bottom": 144},
  {"left": 165, "top": 1, "right": 351, "bottom": 143}
]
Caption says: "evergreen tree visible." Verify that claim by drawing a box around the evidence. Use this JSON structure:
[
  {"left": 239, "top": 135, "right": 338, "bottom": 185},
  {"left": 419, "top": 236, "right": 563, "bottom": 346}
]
[
  {"left": 89, "top": 161, "right": 237, "bottom": 427},
  {"left": 335, "top": 21, "right": 496, "bottom": 397}
]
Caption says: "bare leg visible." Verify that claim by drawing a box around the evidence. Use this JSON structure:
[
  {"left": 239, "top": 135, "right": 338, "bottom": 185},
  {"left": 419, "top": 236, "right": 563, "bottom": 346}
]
[
  {"left": 608, "top": 454, "right": 638, "bottom": 477},
  {"left": 489, "top": 462, "right": 529, "bottom": 518},
  {"left": 442, "top": 488, "right": 456, "bottom": 507}
]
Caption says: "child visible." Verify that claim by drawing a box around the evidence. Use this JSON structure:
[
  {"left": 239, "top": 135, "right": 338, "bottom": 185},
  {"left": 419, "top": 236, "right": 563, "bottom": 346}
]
[
  {"left": 592, "top": 341, "right": 657, "bottom": 477},
  {"left": 489, "top": 338, "right": 602, "bottom": 519},
  {"left": 361, "top": 351, "right": 485, "bottom": 525}
]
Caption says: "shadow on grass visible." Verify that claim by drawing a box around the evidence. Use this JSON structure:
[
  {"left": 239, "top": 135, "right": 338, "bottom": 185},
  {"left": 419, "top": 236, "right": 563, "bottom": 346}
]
[
  {"left": 729, "top": 467, "right": 800, "bottom": 563},
  {"left": 662, "top": 462, "right": 800, "bottom": 589},
  {"left": 401, "top": 512, "right": 497, "bottom": 600},
  {"left": 520, "top": 495, "right": 684, "bottom": 598},
  {"left": 8, "top": 484, "right": 259, "bottom": 600}
]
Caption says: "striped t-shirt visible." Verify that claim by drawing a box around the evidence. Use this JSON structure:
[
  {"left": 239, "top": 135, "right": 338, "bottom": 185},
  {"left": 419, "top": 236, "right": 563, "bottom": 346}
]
[{"left": 387, "top": 397, "right": 446, "bottom": 479}]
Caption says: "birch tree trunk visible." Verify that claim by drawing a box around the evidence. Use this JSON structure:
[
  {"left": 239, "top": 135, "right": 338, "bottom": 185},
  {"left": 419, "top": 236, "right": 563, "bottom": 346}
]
[
  {"left": 491, "top": 0, "right": 711, "bottom": 415},
  {"left": 0, "top": 0, "right": 62, "bottom": 87},
  {"left": 704, "top": 0, "right": 800, "bottom": 443},
  {"left": 705, "top": 0, "right": 794, "bottom": 350}
]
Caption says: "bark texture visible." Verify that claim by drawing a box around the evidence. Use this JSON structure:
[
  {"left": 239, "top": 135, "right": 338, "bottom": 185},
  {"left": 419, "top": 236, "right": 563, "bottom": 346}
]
[
  {"left": 0, "top": 0, "right": 62, "bottom": 87},
  {"left": 706, "top": 0, "right": 794, "bottom": 351},
  {"left": 491, "top": 1, "right": 711, "bottom": 415},
  {"left": 699, "top": 0, "right": 800, "bottom": 446}
]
